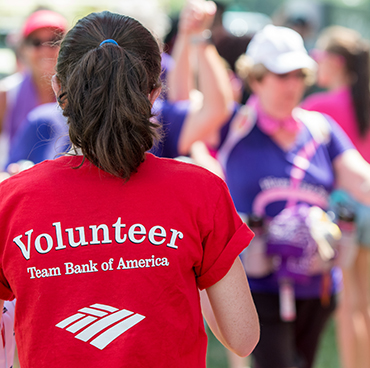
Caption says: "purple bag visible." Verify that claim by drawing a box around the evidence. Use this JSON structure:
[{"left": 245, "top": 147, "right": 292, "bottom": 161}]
[
  {"left": 266, "top": 205, "right": 314, "bottom": 258},
  {"left": 266, "top": 204, "right": 319, "bottom": 284},
  {"left": 266, "top": 204, "right": 339, "bottom": 284}
]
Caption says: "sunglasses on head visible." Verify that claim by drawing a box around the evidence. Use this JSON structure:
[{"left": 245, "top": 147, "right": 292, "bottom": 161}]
[{"left": 25, "top": 36, "right": 62, "bottom": 48}]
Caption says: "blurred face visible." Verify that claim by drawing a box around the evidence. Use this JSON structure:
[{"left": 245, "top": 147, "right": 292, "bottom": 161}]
[
  {"left": 312, "top": 49, "right": 346, "bottom": 88},
  {"left": 22, "top": 28, "right": 62, "bottom": 80},
  {"left": 251, "top": 69, "right": 306, "bottom": 119}
]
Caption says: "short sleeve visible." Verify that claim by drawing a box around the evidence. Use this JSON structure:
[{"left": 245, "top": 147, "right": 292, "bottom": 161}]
[
  {"left": 0, "top": 268, "right": 14, "bottom": 301},
  {"left": 325, "top": 114, "right": 355, "bottom": 161},
  {"left": 195, "top": 179, "right": 254, "bottom": 290}
]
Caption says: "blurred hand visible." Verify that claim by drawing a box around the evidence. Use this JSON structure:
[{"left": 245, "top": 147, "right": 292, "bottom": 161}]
[{"left": 179, "top": 0, "right": 216, "bottom": 35}]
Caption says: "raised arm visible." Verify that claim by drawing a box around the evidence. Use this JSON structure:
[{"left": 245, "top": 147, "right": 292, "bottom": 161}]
[
  {"left": 0, "top": 91, "right": 7, "bottom": 134},
  {"left": 166, "top": 1, "right": 200, "bottom": 101},
  {"left": 200, "top": 257, "right": 260, "bottom": 357},
  {"left": 167, "top": 0, "right": 234, "bottom": 155},
  {"left": 334, "top": 149, "right": 370, "bottom": 206}
]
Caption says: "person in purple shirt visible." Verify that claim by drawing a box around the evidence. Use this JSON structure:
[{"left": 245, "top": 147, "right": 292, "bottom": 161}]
[
  {"left": 0, "top": 9, "right": 67, "bottom": 168},
  {"left": 210, "top": 25, "right": 370, "bottom": 368}
]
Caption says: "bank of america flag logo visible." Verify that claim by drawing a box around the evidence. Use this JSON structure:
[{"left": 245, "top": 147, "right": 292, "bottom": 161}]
[{"left": 56, "top": 303, "right": 145, "bottom": 350}]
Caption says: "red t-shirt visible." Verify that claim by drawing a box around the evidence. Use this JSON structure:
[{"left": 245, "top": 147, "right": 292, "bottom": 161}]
[{"left": 0, "top": 153, "right": 252, "bottom": 368}]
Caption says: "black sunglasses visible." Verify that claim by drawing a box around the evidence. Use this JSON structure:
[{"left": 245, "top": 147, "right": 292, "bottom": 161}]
[{"left": 25, "top": 37, "right": 62, "bottom": 48}]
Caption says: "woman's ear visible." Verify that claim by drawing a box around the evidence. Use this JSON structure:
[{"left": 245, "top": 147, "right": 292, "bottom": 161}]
[
  {"left": 51, "top": 74, "right": 62, "bottom": 99},
  {"left": 148, "top": 87, "right": 162, "bottom": 105}
]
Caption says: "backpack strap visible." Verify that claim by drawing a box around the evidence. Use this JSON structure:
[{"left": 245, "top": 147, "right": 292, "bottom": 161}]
[
  {"left": 217, "top": 104, "right": 257, "bottom": 170},
  {"left": 294, "top": 108, "right": 331, "bottom": 146}
]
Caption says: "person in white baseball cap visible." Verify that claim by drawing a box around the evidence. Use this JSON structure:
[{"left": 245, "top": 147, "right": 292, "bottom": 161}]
[
  {"left": 246, "top": 24, "right": 316, "bottom": 74},
  {"left": 235, "top": 24, "right": 316, "bottom": 124},
  {"left": 208, "top": 23, "right": 370, "bottom": 368}
]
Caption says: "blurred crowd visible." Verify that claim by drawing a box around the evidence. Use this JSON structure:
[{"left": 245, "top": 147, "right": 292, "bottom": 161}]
[{"left": 0, "top": 1, "right": 370, "bottom": 368}]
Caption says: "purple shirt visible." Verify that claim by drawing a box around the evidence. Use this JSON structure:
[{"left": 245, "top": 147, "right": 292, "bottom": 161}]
[
  {"left": 7, "top": 102, "right": 69, "bottom": 165},
  {"left": 150, "top": 99, "right": 190, "bottom": 158},
  {"left": 220, "top": 109, "right": 353, "bottom": 298},
  {"left": 3, "top": 73, "right": 40, "bottom": 145}
]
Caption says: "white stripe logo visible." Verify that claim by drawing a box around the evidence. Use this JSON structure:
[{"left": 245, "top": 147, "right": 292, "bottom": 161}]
[{"left": 56, "top": 303, "right": 145, "bottom": 350}]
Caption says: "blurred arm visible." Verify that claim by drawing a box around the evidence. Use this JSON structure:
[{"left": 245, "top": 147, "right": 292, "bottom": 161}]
[
  {"left": 167, "top": 0, "right": 233, "bottom": 155},
  {"left": 167, "top": 31, "right": 193, "bottom": 101},
  {"left": 177, "top": 40, "right": 233, "bottom": 154},
  {"left": 167, "top": 0, "right": 215, "bottom": 101},
  {"left": 334, "top": 149, "right": 370, "bottom": 205},
  {"left": 0, "top": 91, "right": 7, "bottom": 133}
]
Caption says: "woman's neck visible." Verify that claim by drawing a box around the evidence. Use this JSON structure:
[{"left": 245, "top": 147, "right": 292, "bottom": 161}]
[
  {"left": 255, "top": 99, "right": 302, "bottom": 151},
  {"left": 256, "top": 102, "right": 301, "bottom": 134},
  {"left": 270, "top": 128, "right": 300, "bottom": 151}
]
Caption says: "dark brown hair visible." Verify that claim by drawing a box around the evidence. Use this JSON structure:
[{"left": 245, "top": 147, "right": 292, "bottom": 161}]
[
  {"left": 56, "top": 11, "right": 162, "bottom": 179},
  {"left": 317, "top": 26, "right": 370, "bottom": 137}
]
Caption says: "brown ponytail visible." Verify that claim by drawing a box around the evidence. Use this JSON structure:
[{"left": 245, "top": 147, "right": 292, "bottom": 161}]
[
  {"left": 56, "top": 11, "right": 162, "bottom": 179},
  {"left": 350, "top": 48, "right": 370, "bottom": 137}
]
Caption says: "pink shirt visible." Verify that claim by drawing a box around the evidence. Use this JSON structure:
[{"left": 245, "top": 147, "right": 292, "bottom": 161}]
[{"left": 302, "top": 87, "right": 370, "bottom": 163}]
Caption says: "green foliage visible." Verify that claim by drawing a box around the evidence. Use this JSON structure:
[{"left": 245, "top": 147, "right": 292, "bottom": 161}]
[{"left": 315, "top": 318, "right": 340, "bottom": 368}]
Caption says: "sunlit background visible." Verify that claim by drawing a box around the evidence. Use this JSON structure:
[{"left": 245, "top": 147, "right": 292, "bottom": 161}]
[{"left": 1, "top": 0, "right": 369, "bottom": 150}]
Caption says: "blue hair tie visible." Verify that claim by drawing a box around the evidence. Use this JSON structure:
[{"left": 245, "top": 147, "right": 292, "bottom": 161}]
[{"left": 99, "top": 39, "right": 119, "bottom": 47}]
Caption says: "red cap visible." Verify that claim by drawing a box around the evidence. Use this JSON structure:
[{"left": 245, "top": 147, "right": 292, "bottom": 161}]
[{"left": 22, "top": 10, "right": 68, "bottom": 39}]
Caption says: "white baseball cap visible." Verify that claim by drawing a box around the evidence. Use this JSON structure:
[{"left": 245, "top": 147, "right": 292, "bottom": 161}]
[{"left": 246, "top": 25, "right": 316, "bottom": 74}]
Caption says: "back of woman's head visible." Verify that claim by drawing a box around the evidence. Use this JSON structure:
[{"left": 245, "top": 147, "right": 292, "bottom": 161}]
[
  {"left": 317, "top": 26, "right": 370, "bottom": 137},
  {"left": 56, "top": 11, "right": 162, "bottom": 179}
]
